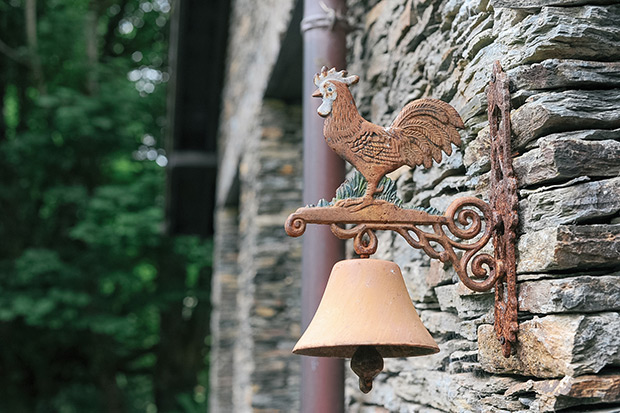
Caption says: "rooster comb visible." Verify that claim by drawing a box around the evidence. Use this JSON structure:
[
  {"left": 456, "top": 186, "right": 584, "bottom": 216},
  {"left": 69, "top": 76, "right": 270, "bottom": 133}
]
[{"left": 314, "top": 66, "right": 360, "bottom": 87}]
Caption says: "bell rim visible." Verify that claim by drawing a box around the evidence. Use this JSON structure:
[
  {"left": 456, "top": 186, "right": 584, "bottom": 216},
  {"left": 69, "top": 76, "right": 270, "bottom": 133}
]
[{"left": 292, "top": 343, "right": 440, "bottom": 358}]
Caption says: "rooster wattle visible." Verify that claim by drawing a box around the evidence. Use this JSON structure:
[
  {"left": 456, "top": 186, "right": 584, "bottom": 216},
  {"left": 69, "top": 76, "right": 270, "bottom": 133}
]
[{"left": 312, "top": 66, "right": 464, "bottom": 211}]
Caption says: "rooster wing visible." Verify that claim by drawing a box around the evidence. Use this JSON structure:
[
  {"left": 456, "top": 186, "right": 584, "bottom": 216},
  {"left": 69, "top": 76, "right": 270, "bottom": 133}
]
[
  {"left": 389, "top": 98, "right": 464, "bottom": 169},
  {"left": 349, "top": 122, "right": 402, "bottom": 167}
]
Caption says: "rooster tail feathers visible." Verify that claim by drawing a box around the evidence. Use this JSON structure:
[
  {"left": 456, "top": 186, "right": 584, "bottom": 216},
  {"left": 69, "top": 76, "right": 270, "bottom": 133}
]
[
  {"left": 390, "top": 98, "right": 464, "bottom": 168},
  {"left": 391, "top": 98, "right": 464, "bottom": 131}
]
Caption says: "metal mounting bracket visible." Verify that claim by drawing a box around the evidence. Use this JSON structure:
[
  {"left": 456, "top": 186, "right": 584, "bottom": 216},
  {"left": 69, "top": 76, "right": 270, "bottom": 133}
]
[{"left": 285, "top": 61, "right": 518, "bottom": 357}]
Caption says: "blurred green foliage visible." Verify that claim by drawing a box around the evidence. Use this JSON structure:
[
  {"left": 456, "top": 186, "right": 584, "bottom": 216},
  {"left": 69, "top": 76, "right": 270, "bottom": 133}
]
[{"left": 0, "top": 1, "right": 212, "bottom": 412}]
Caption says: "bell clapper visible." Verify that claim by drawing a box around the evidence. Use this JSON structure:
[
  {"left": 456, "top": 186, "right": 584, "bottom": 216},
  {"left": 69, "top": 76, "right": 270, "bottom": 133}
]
[{"left": 350, "top": 346, "right": 384, "bottom": 393}]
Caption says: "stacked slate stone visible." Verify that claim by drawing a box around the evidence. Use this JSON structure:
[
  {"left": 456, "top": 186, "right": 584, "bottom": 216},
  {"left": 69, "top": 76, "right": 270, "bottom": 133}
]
[
  {"left": 235, "top": 102, "right": 303, "bottom": 413},
  {"left": 344, "top": 0, "right": 620, "bottom": 411},
  {"left": 213, "top": 101, "right": 303, "bottom": 413},
  {"left": 209, "top": 1, "right": 304, "bottom": 412},
  {"left": 210, "top": 208, "right": 240, "bottom": 413}
]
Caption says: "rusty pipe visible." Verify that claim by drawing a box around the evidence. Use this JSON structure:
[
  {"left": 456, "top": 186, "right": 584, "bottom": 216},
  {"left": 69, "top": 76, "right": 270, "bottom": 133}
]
[{"left": 301, "top": 0, "right": 348, "bottom": 412}]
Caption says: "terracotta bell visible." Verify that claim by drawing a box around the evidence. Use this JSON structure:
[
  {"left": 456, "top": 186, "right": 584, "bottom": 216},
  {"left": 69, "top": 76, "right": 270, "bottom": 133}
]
[{"left": 293, "top": 259, "right": 439, "bottom": 393}]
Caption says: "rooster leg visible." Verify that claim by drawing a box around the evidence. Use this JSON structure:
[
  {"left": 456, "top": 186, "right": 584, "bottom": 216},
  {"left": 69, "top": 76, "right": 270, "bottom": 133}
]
[
  {"left": 346, "top": 180, "right": 378, "bottom": 212},
  {"left": 334, "top": 194, "right": 373, "bottom": 211},
  {"left": 333, "top": 197, "right": 364, "bottom": 208},
  {"left": 347, "top": 194, "right": 374, "bottom": 212},
  {"left": 334, "top": 180, "right": 380, "bottom": 211}
]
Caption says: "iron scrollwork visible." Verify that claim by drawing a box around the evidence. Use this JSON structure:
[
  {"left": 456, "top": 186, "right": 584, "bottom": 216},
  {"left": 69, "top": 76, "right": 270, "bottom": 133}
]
[{"left": 285, "top": 196, "right": 501, "bottom": 293}]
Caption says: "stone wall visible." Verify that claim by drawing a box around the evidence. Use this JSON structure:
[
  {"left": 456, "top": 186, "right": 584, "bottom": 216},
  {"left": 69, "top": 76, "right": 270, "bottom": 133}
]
[
  {"left": 343, "top": 0, "right": 620, "bottom": 412},
  {"left": 211, "top": 100, "right": 303, "bottom": 413},
  {"left": 212, "top": 0, "right": 620, "bottom": 411},
  {"left": 210, "top": 0, "right": 303, "bottom": 411},
  {"left": 234, "top": 101, "right": 303, "bottom": 412},
  {"left": 210, "top": 207, "right": 239, "bottom": 413}
]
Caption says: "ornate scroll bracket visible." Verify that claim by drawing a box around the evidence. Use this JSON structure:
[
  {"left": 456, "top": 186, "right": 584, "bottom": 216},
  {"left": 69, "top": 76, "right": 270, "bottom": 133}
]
[
  {"left": 286, "top": 197, "right": 500, "bottom": 293},
  {"left": 286, "top": 61, "right": 518, "bottom": 358}
]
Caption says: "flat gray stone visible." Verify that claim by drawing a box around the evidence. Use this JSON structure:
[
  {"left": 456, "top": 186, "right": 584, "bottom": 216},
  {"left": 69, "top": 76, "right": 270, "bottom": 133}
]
[
  {"left": 512, "top": 90, "right": 620, "bottom": 149},
  {"left": 479, "top": 313, "right": 620, "bottom": 378},
  {"left": 392, "top": 370, "right": 518, "bottom": 412},
  {"left": 421, "top": 309, "right": 492, "bottom": 341},
  {"left": 402, "top": 262, "right": 437, "bottom": 303},
  {"left": 516, "top": 6, "right": 620, "bottom": 65},
  {"left": 519, "top": 177, "right": 620, "bottom": 231},
  {"left": 517, "top": 224, "right": 620, "bottom": 273},
  {"left": 514, "top": 135, "right": 620, "bottom": 187},
  {"left": 505, "top": 374, "right": 620, "bottom": 412},
  {"left": 492, "top": 0, "right": 616, "bottom": 8},
  {"left": 518, "top": 274, "right": 620, "bottom": 314},
  {"left": 509, "top": 59, "right": 620, "bottom": 90},
  {"left": 435, "top": 283, "right": 494, "bottom": 319}
]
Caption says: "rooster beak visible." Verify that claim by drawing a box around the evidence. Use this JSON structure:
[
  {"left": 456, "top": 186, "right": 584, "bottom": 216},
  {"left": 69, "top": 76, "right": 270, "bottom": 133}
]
[{"left": 312, "top": 89, "right": 322, "bottom": 98}]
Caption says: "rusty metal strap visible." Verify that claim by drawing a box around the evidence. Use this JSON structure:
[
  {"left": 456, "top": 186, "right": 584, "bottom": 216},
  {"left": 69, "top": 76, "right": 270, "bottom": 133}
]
[{"left": 487, "top": 61, "right": 519, "bottom": 358}]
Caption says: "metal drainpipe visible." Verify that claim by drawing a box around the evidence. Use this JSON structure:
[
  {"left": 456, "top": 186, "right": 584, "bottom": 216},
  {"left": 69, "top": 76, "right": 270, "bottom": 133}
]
[{"left": 301, "top": 0, "right": 348, "bottom": 412}]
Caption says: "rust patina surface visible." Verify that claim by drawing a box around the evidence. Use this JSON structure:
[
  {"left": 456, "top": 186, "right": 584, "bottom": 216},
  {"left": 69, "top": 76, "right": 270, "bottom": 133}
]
[
  {"left": 488, "top": 61, "right": 519, "bottom": 358},
  {"left": 286, "top": 197, "right": 499, "bottom": 292},
  {"left": 311, "top": 66, "right": 463, "bottom": 211},
  {"left": 285, "top": 63, "right": 519, "bottom": 391}
]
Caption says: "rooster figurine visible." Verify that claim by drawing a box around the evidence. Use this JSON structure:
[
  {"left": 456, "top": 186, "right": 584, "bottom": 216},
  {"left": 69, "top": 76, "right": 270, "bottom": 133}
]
[{"left": 312, "top": 66, "right": 464, "bottom": 210}]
